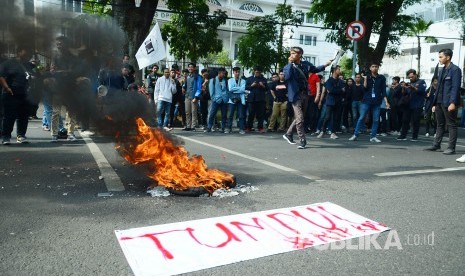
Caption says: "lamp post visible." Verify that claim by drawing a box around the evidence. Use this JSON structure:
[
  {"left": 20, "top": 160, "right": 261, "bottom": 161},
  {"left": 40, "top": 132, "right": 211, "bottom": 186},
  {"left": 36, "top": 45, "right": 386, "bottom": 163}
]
[{"left": 352, "top": 0, "right": 360, "bottom": 78}]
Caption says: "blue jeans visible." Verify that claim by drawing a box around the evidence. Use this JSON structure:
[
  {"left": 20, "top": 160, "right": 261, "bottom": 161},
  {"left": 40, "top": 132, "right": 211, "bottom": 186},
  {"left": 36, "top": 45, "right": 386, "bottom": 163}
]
[
  {"left": 157, "top": 100, "right": 171, "bottom": 128},
  {"left": 41, "top": 95, "right": 63, "bottom": 129},
  {"left": 351, "top": 101, "right": 362, "bottom": 128},
  {"left": 228, "top": 102, "right": 245, "bottom": 130},
  {"left": 316, "top": 104, "right": 332, "bottom": 132},
  {"left": 208, "top": 101, "right": 228, "bottom": 130},
  {"left": 354, "top": 103, "right": 381, "bottom": 138}
]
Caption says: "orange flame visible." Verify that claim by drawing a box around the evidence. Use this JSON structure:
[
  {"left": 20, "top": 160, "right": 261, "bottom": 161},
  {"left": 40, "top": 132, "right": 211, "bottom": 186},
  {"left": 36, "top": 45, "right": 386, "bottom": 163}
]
[{"left": 121, "top": 118, "right": 234, "bottom": 194}]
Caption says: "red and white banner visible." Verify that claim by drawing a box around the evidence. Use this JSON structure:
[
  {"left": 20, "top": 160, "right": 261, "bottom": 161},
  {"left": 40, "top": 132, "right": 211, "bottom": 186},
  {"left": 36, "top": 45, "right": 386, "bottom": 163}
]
[{"left": 115, "top": 202, "right": 389, "bottom": 276}]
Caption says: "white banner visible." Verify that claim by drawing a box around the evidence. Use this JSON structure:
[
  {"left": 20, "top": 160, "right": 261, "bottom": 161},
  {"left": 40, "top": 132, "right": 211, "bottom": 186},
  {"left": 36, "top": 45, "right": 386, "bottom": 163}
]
[
  {"left": 115, "top": 202, "right": 389, "bottom": 276},
  {"left": 135, "top": 22, "right": 166, "bottom": 69}
]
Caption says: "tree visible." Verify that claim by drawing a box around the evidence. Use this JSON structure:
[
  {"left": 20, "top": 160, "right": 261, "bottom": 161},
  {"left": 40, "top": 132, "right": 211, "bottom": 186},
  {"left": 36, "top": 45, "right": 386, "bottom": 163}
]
[
  {"left": 161, "top": 1, "right": 227, "bottom": 64},
  {"left": 83, "top": 0, "right": 159, "bottom": 79},
  {"left": 446, "top": 0, "right": 465, "bottom": 35},
  {"left": 236, "top": 15, "right": 277, "bottom": 73},
  {"left": 309, "top": 0, "right": 421, "bottom": 70},
  {"left": 237, "top": 3, "right": 303, "bottom": 73},
  {"left": 405, "top": 17, "right": 437, "bottom": 76}
]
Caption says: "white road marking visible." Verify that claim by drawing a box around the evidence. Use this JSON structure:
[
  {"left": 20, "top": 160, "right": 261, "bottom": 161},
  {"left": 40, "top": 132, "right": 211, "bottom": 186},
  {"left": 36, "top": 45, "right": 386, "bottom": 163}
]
[
  {"left": 178, "top": 135, "right": 320, "bottom": 180},
  {"left": 80, "top": 133, "right": 125, "bottom": 191},
  {"left": 375, "top": 166, "right": 465, "bottom": 177}
]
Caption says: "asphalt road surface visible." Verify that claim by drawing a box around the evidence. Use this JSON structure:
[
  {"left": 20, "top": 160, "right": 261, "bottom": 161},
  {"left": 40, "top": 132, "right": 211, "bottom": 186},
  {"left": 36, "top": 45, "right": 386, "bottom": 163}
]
[{"left": 1, "top": 119, "right": 464, "bottom": 276}]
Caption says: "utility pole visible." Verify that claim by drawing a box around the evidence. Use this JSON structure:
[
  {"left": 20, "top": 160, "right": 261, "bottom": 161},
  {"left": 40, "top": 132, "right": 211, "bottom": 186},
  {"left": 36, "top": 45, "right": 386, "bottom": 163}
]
[{"left": 352, "top": 0, "right": 360, "bottom": 78}]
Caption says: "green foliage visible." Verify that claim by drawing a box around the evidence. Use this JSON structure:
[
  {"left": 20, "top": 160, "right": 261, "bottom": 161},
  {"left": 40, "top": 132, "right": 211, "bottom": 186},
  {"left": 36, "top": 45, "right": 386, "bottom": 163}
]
[
  {"left": 339, "top": 56, "right": 353, "bottom": 77},
  {"left": 237, "top": 15, "right": 277, "bottom": 73},
  {"left": 215, "top": 50, "right": 233, "bottom": 66},
  {"left": 446, "top": 0, "right": 465, "bottom": 35},
  {"left": 161, "top": 0, "right": 227, "bottom": 63},
  {"left": 308, "top": 0, "right": 421, "bottom": 67},
  {"left": 237, "top": 2, "right": 303, "bottom": 73},
  {"left": 82, "top": 0, "right": 112, "bottom": 16}
]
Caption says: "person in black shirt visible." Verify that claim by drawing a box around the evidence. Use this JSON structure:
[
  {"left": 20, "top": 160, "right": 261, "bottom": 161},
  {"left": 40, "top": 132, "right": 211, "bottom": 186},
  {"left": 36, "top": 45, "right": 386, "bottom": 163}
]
[
  {"left": 0, "top": 45, "right": 33, "bottom": 144},
  {"left": 268, "top": 71, "right": 288, "bottom": 132}
]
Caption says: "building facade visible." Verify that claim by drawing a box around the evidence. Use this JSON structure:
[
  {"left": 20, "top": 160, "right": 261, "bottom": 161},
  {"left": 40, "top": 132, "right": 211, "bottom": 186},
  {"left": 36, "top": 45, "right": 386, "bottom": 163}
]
[
  {"left": 380, "top": 2, "right": 465, "bottom": 86},
  {"left": 156, "top": 0, "right": 339, "bottom": 74}
]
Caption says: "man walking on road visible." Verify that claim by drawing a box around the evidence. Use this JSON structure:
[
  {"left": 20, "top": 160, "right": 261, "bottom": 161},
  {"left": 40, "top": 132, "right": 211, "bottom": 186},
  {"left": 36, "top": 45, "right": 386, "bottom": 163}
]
[
  {"left": 424, "top": 49, "right": 462, "bottom": 155},
  {"left": 282, "top": 46, "right": 332, "bottom": 149},
  {"left": 0, "top": 46, "right": 33, "bottom": 145},
  {"left": 349, "top": 62, "right": 390, "bottom": 143}
]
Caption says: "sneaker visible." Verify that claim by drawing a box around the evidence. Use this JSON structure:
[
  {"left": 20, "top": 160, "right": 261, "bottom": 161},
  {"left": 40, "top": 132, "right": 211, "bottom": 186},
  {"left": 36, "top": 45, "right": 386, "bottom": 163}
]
[
  {"left": 330, "top": 133, "right": 339, "bottom": 139},
  {"left": 239, "top": 130, "right": 245, "bottom": 135},
  {"left": 424, "top": 145, "right": 440, "bottom": 151},
  {"left": 258, "top": 128, "right": 265, "bottom": 134},
  {"left": 2, "top": 138, "right": 11, "bottom": 145},
  {"left": 425, "top": 133, "right": 430, "bottom": 137},
  {"left": 42, "top": 126, "right": 50, "bottom": 131},
  {"left": 456, "top": 154, "right": 465, "bottom": 163},
  {"left": 283, "top": 134, "right": 296, "bottom": 145},
  {"left": 380, "top": 133, "right": 387, "bottom": 137},
  {"left": 182, "top": 127, "right": 191, "bottom": 131},
  {"left": 443, "top": 148, "right": 455, "bottom": 155},
  {"left": 224, "top": 129, "right": 231, "bottom": 134},
  {"left": 410, "top": 138, "right": 418, "bottom": 142},
  {"left": 348, "top": 135, "right": 357, "bottom": 141},
  {"left": 81, "top": 130, "right": 95, "bottom": 136},
  {"left": 191, "top": 128, "right": 196, "bottom": 132},
  {"left": 370, "top": 137, "right": 382, "bottom": 143},
  {"left": 204, "top": 128, "right": 211, "bottom": 133},
  {"left": 397, "top": 136, "right": 407, "bottom": 141},
  {"left": 51, "top": 136, "right": 58, "bottom": 143},
  {"left": 16, "top": 136, "right": 28, "bottom": 144},
  {"left": 327, "top": 130, "right": 332, "bottom": 135},
  {"left": 67, "top": 135, "right": 77, "bottom": 142},
  {"left": 163, "top": 126, "right": 172, "bottom": 132},
  {"left": 311, "top": 130, "right": 320, "bottom": 136},
  {"left": 317, "top": 132, "right": 324, "bottom": 139},
  {"left": 297, "top": 139, "right": 306, "bottom": 149}
]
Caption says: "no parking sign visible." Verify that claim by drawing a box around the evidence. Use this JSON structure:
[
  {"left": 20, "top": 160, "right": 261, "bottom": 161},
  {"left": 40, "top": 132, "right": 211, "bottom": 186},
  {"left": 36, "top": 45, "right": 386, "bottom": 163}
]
[{"left": 345, "top": 20, "right": 366, "bottom": 41}]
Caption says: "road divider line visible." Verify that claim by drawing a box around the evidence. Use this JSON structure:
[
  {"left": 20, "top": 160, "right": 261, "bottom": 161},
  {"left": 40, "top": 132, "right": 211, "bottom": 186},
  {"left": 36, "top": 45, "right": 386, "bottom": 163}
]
[
  {"left": 375, "top": 166, "right": 465, "bottom": 177},
  {"left": 178, "top": 135, "right": 320, "bottom": 180},
  {"left": 80, "top": 133, "right": 125, "bottom": 192}
]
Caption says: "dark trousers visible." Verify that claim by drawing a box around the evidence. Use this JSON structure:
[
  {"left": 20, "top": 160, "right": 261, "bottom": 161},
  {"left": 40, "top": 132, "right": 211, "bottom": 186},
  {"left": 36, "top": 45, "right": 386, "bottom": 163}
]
[
  {"left": 1, "top": 93, "right": 29, "bottom": 139},
  {"left": 199, "top": 99, "right": 209, "bottom": 127},
  {"left": 333, "top": 101, "right": 343, "bottom": 132},
  {"left": 305, "top": 96, "right": 318, "bottom": 132},
  {"left": 342, "top": 101, "right": 352, "bottom": 129},
  {"left": 379, "top": 108, "right": 388, "bottom": 134},
  {"left": 169, "top": 93, "right": 186, "bottom": 127},
  {"left": 390, "top": 105, "right": 403, "bottom": 132},
  {"left": 425, "top": 108, "right": 436, "bottom": 135},
  {"left": 321, "top": 104, "right": 340, "bottom": 134},
  {"left": 247, "top": 101, "right": 266, "bottom": 129},
  {"left": 401, "top": 107, "right": 422, "bottom": 139},
  {"left": 433, "top": 104, "right": 458, "bottom": 150}
]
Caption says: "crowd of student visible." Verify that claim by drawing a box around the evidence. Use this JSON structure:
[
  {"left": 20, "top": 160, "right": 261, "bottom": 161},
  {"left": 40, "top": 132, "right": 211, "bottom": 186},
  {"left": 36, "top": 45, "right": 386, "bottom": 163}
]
[{"left": 1, "top": 42, "right": 464, "bottom": 162}]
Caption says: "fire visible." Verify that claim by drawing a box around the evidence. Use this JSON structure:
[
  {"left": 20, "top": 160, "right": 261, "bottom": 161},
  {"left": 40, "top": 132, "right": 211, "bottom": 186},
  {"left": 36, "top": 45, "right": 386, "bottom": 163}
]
[{"left": 121, "top": 118, "right": 235, "bottom": 194}]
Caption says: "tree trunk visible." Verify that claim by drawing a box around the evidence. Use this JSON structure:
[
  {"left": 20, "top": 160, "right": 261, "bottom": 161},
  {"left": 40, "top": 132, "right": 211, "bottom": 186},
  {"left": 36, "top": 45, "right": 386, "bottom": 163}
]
[{"left": 113, "top": 0, "right": 159, "bottom": 81}]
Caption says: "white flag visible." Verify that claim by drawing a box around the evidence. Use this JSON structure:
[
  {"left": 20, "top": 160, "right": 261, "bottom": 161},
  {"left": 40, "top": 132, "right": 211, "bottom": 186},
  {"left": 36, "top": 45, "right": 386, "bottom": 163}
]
[{"left": 135, "top": 22, "right": 166, "bottom": 69}]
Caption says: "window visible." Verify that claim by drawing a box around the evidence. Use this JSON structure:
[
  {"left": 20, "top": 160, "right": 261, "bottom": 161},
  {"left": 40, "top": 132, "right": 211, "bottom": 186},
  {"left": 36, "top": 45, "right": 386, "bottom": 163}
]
[
  {"left": 303, "top": 56, "right": 316, "bottom": 64},
  {"left": 239, "top": 3, "right": 263, "bottom": 13},
  {"left": 61, "top": 0, "right": 82, "bottom": 13},
  {"left": 306, "top": 15, "right": 315, "bottom": 24},
  {"left": 299, "top": 35, "right": 317, "bottom": 46},
  {"left": 24, "top": 0, "right": 34, "bottom": 16}
]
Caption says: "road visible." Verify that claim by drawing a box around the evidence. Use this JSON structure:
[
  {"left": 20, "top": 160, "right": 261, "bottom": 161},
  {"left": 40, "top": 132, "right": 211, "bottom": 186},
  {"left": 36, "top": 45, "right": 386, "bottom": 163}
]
[{"left": 1, "top": 119, "right": 464, "bottom": 275}]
